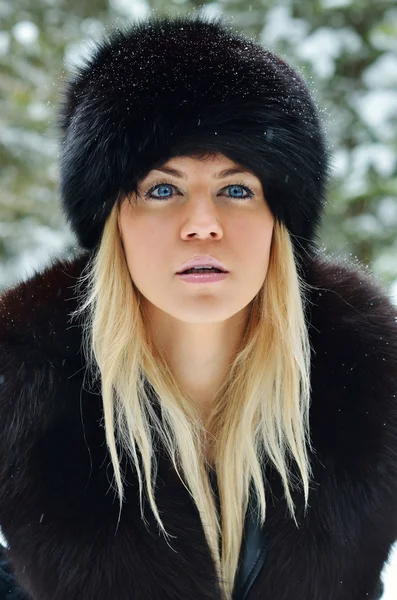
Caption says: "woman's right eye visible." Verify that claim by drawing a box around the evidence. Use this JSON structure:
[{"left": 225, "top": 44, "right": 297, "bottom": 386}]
[{"left": 143, "top": 182, "right": 178, "bottom": 201}]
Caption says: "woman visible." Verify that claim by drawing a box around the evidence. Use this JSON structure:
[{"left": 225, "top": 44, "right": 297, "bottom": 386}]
[{"left": 0, "top": 13, "right": 396, "bottom": 600}]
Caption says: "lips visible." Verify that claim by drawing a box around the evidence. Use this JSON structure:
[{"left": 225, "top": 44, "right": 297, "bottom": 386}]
[
  {"left": 180, "top": 267, "right": 224, "bottom": 274},
  {"left": 176, "top": 255, "right": 228, "bottom": 274}
]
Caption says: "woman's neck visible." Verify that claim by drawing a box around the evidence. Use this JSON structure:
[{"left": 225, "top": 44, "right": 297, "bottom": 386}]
[{"left": 144, "top": 300, "right": 249, "bottom": 422}]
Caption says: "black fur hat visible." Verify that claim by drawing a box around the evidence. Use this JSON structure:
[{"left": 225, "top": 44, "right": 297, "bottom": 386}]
[{"left": 58, "top": 13, "right": 330, "bottom": 263}]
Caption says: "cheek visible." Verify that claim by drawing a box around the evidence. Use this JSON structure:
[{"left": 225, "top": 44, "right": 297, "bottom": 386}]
[
  {"left": 238, "top": 217, "right": 273, "bottom": 254},
  {"left": 121, "top": 219, "right": 168, "bottom": 280},
  {"left": 120, "top": 219, "right": 141, "bottom": 270},
  {"left": 246, "top": 221, "right": 274, "bottom": 280}
]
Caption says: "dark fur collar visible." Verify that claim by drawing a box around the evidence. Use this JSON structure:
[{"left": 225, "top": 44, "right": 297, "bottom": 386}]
[
  {"left": 1, "top": 248, "right": 397, "bottom": 506},
  {"left": 0, "top": 249, "right": 397, "bottom": 600}
]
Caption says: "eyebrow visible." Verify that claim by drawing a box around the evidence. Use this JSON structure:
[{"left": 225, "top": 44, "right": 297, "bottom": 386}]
[{"left": 147, "top": 166, "right": 254, "bottom": 180}]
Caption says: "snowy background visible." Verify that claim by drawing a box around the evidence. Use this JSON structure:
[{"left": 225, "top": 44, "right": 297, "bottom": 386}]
[{"left": 1, "top": 0, "right": 397, "bottom": 596}]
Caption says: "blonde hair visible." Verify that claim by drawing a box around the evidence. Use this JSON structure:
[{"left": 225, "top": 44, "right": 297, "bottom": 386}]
[{"left": 70, "top": 194, "right": 314, "bottom": 600}]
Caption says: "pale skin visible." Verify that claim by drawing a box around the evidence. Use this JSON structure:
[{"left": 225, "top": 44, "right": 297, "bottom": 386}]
[{"left": 118, "top": 152, "right": 274, "bottom": 433}]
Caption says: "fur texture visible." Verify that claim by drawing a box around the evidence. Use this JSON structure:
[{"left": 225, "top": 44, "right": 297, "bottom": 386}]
[
  {"left": 0, "top": 250, "right": 396, "bottom": 600},
  {"left": 58, "top": 14, "right": 329, "bottom": 262}
]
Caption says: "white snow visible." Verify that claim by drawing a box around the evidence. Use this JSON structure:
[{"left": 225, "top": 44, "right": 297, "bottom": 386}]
[
  {"left": 1, "top": 126, "right": 57, "bottom": 159},
  {"left": 260, "top": 6, "right": 310, "bottom": 48},
  {"left": 0, "top": 30, "right": 10, "bottom": 56},
  {"left": 296, "top": 27, "right": 362, "bottom": 79},
  {"left": 79, "top": 18, "right": 106, "bottom": 39},
  {"left": 351, "top": 143, "right": 396, "bottom": 179},
  {"left": 370, "top": 11, "right": 397, "bottom": 52},
  {"left": 350, "top": 90, "right": 397, "bottom": 140},
  {"left": 63, "top": 38, "right": 98, "bottom": 72},
  {"left": 362, "top": 52, "right": 397, "bottom": 89},
  {"left": 198, "top": 3, "right": 224, "bottom": 19},
  {"left": 0, "top": 223, "right": 74, "bottom": 290},
  {"left": 12, "top": 21, "right": 39, "bottom": 46},
  {"left": 344, "top": 214, "right": 383, "bottom": 239},
  {"left": 27, "top": 101, "right": 49, "bottom": 121},
  {"left": 382, "top": 542, "right": 397, "bottom": 599},
  {"left": 390, "top": 279, "right": 397, "bottom": 306},
  {"left": 109, "top": 0, "right": 150, "bottom": 19},
  {"left": 320, "top": 0, "right": 353, "bottom": 7},
  {"left": 0, "top": 528, "right": 7, "bottom": 548},
  {"left": 330, "top": 147, "right": 350, "bottom": 179},
  {"left": 376, "top": 197, "right": 397, "bottom": 228}
]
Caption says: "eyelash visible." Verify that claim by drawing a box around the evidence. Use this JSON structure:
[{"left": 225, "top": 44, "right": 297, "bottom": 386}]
[{"left": 141, "top": 180, "right": 255, "bottom": 201}]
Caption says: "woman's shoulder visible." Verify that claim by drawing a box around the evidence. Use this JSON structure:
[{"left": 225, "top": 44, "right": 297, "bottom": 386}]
[
  {"left": 0, "top": 251, "right": 90, "bottom": 361},
  {"left": 305, "top": 251, "right": 397, "bottom": 475},
  {"left": 0, "top": 252, "right": 90, "bottom": 455},
  {"left": 305, "top": 250, "right": 397, "bottom": 365},
  {"left": 306, "top": 250, "right": 397, "bottom": 317}
]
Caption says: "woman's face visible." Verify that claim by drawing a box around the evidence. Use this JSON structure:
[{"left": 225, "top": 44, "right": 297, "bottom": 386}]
[{"left": 118, "top": 153, "right": 274, "bottom": 324}]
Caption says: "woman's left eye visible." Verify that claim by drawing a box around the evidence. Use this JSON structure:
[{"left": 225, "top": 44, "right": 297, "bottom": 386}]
[
  {"left": 143, "top": 182, "right": 255, "bottom": 201},
  {"left": 226, "top": 184, "right": 255, "bottom": 199}
]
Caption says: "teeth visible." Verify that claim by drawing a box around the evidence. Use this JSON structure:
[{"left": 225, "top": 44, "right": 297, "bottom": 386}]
[{"left": 193, "top": 266, "right": 214, "bottom": 270}]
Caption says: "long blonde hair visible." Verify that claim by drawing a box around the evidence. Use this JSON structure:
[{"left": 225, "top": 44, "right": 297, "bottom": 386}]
[{"left": 69, "top": 188, "right": 314, "bottom": 600}]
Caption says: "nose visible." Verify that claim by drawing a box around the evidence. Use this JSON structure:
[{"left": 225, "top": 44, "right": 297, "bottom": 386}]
[{"left": 179, "top": 195, "right": 223, "bottom": 240}]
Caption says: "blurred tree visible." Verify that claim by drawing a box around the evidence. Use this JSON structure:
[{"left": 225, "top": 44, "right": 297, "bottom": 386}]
[
  {"left": 0, "top": 0, "right": 112, "bottom": 286},
  {"left": 1, "top": 0, "right": 396, "bottom": 294}
]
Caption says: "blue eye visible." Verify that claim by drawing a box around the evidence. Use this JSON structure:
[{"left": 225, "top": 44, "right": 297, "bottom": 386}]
[
  {"left": 143, "top": 182, "right": 254, "bottom": 201},
  {"left": 148, "top": 184, "right": 174, "bottom": 199},
  {"left": 228, "top": 185, "right": 252, "bottom": 198}
]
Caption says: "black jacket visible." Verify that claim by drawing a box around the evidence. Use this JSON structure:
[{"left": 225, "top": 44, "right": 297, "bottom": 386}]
[{"left": 0, "top": 249, "right": 396, "bottom": 600}]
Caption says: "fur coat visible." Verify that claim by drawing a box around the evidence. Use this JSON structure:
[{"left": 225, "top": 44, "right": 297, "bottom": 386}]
[{"left": 0, "top": 248, "right": 396, "bottom": 600}]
